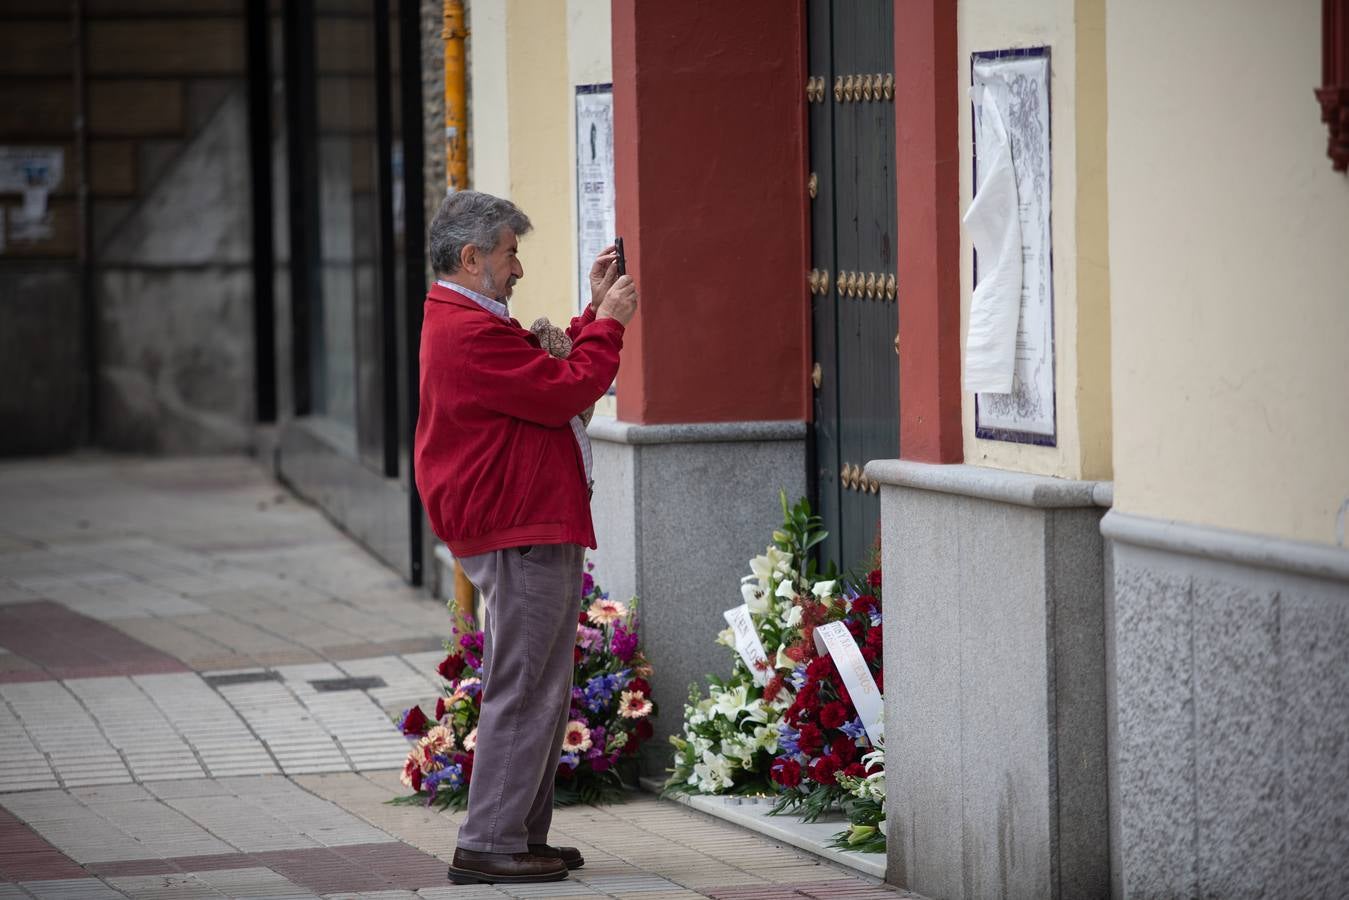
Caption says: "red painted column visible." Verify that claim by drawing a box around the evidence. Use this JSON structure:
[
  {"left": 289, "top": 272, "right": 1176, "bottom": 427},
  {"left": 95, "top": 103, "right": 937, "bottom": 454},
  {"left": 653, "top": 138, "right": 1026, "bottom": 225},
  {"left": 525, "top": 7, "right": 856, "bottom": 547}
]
[
  {"left": 611, "top": 0, "right": 810, "bottom": 424},
  {"left": 895, "top": 0, "right": 963, "bottom": 462}
]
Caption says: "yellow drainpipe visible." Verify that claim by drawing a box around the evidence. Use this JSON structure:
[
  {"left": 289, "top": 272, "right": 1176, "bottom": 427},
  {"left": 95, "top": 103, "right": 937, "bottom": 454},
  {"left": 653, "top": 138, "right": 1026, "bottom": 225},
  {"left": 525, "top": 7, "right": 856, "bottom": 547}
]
[
  {"left": 443, "top": 0, "right": 469, "bottom": 194},
  {"left": 443, "top": 0, "right": 475, "bottom": 624}
]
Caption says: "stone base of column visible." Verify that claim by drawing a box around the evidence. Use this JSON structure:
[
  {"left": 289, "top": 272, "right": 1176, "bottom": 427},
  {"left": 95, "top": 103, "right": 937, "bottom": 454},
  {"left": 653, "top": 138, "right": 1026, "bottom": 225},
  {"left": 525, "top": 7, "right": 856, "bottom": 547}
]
[
  {"left": 868, "top": 460, "right": 1110, "bottom": 899},
  {"left": 587, "top": 416, "right": 807, "bottom": 776},
  {"left": 1102, "top": 511, "right": 1349, "bottom": 899}
]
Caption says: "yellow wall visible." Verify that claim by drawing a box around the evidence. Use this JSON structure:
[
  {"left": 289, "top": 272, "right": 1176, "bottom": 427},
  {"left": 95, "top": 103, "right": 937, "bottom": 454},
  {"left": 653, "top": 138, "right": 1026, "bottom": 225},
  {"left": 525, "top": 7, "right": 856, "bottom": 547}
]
[
  {"left": 467, "top": 0, "right": 614, "bottom": 413},
  {"left": 1108, "top": 0, "right": 1349, "bottom": 547},
  {"left": 957, "top": 0, "right": 1112, "bottom": 480}
]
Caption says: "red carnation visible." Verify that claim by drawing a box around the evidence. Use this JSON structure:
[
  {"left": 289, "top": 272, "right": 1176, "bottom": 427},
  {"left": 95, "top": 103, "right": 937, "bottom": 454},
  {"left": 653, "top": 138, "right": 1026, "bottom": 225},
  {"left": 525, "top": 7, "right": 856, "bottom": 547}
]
[
  {"left": 797, "top": 723, "right": 824, "bottom": 755},
  {"left": 838, "top": 682, "right": 852, "bottom": 705},
  {"left": 808, "top": 754, "right": 842, "bottom": 786},
  {"left": 456, "top": 751, "right": 474, "bottom": 784},
  {"left": 868, "top": 569, "right": 882, "bottom": 588},
  {"left": 578, "top": 611, "right": 589, "bottom": 624},
  {"left": 574, "top": 646, "right": 583, "bottom": 665},
  {"left": 860, "top": 645, "right": 878, "bottom": 665},
  {"left": 819, "top": 701, "right": 849, "bottom": 729},
  {"left": 634, "top": 718, "right": 653, "bottom": 741},
  {"left": 834, "top": 738, "right": 859, "bottom": 765},
  {"left": 806, "top": 656, "right": 835, "bottom": 681},
  {"left": 866, "top": 627, "right": 883, "bottom": 650},
  {"left": 434, "top": 697, "right": 448, "bottom": 720},
  {"left": 851, "top": 594, "right": 877, "bottom": 616},
  {"left": 400, "top": 705, "right": 429, "bottom": 736},
  {"left": 437, "top": 653, "right": 464, "bottom": 680},
  {"left": 770, "top": 757, "right": 803, "bottom": 788},
  {"left": 842, "top": 762, "right": 869, "bottom": 779},
  {"left": 845, "top": 618, "right": 864, "bottom": 638},
  {"left": 627, "top": 677, "right": 651, "bottom": 696}
]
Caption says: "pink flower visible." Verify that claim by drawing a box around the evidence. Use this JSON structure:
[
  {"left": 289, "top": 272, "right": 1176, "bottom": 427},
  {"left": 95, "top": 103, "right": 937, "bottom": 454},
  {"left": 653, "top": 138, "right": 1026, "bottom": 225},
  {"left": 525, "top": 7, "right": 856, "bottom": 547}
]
[
  {"left": 400, "top": 752, "right": 424, "bottom": 791},
  {"left": 576, "top": 624, "right": 603, "bottom": 649},
  {"left": 618, "top": 690, "right": 653, "bottom": 719},
  {"left": 418, "top": 725, "right": 456, "bottom": 756},
  {"left": 586, "top": 598, "right": 628, "bottom": 626},
  {"left": 562, "top": 720, "right": 592, "bottom": 753}
]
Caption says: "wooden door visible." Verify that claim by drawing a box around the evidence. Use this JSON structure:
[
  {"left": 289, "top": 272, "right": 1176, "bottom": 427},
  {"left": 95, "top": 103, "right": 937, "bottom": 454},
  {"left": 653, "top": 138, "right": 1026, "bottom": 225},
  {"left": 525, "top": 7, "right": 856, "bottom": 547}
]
[{"left": 807, "top": 0, "right": 899, "bottom": 572}]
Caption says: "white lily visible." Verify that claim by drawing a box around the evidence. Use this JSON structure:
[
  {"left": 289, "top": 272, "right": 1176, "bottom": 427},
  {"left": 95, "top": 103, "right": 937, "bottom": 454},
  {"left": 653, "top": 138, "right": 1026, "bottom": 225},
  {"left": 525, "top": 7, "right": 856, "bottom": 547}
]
[
  {"left": 692, "top": 750, "right": 736, "bottom": 792},
  {"left": 775, "top": 645, "right": 795, "bottom": 670},
  {"left": 716, "top": 626, "right": 736, "bottom": 648},
  {"left": 710, "top": 684, "right": 749, "bottom": 721},
  {"left": 748, "top": 546, "right": 792, "bottom": 587},
  {"left": 775, "top": 578, "right": 798, "bottom": 601},
  {"left": 783, "top": 605, "right": 803, "bottom": 628},
  {"left": 811, "top": 580, "right": 837, "bottom": 601},
  {"left": 741, "top": 582, "right": 770, "bottom": 615}
]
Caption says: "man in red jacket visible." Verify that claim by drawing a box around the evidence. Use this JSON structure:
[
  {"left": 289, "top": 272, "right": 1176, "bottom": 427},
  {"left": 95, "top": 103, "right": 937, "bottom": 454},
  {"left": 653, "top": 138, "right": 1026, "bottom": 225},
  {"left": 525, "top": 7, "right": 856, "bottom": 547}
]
[{"left": 415, "top": 190, "right": 637, "bottom": 886}]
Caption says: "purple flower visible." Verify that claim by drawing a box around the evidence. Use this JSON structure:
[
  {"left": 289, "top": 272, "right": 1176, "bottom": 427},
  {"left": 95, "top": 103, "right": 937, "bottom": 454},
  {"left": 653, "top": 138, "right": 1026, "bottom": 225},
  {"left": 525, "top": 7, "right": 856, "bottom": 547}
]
[
  {"left": 591, "top": 754, "right": 614, "bottom": 773},
  {"left": 464, "top": 651, "right": 481, "bottom": 670},
  {"left": 840, "top": 717, "right": 867, "bottom": 740},
  {"left": 459, "top": 632, "right": 484, "bottom": 652},
  {"left": 581, "top": 572, "right": 595, "bottom": 596},
  {"left": 611, "top": 626, "right": 639, "bottom": 662}
]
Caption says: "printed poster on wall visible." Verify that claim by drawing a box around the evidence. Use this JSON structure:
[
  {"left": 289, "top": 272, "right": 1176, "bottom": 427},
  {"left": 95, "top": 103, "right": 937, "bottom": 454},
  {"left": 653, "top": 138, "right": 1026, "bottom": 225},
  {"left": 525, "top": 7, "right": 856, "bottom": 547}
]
[
  {"left": 575, "top": 84, "right": 614, "bottom": 315},
  {"left": 970, "top": 49, "right": 1056, "bottom": 445},
  {"left": 0, "top": 146, "right": 64, "bottom": 246}
]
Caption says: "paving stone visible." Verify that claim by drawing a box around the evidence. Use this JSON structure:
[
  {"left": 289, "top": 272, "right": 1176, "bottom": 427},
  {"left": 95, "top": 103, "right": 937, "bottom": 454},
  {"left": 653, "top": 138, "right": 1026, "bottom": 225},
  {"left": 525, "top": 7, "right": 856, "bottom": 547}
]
[
  {"left": 0, "top": 603, "right": 190, "bottom": 680},
  {"left": 20, "top": 878, "right": 129, "bottom": 899},
  {"left": 102, "top": 872, "right": 222, "bottom": 899},
  {"left": 190, "top": 865, "right": 322, "bottom": 899}
]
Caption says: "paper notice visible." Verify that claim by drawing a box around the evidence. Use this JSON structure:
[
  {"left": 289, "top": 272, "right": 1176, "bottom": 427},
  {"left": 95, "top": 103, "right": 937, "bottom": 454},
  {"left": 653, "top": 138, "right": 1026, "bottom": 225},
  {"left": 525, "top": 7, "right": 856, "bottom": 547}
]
[
  {"left": 962, "top": 84, "right": 1023, "bottom": 394},
  {"left": 723, "top": 604, "right": 771, "bottom": 686},
  {"left": 813, "top": 621, "right": 883, "bottom": 746}
]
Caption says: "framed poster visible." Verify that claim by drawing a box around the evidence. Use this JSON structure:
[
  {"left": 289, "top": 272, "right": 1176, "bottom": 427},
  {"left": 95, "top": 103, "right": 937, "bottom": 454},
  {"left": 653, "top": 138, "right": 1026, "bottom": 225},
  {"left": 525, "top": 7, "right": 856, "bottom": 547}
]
[
  {"left": 575, "top": 84, "right": 614, "bottom": 314},
  {"left": 970, "top": 48, "right": 1056, "bottom": 445}
]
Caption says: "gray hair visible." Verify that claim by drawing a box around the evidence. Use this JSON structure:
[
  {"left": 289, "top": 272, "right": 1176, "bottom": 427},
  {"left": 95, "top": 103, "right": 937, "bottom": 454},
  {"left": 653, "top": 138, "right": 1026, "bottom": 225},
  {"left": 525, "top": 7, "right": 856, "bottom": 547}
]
[{"left": 428, "top": 190, "right": 532, "bottom": 275}]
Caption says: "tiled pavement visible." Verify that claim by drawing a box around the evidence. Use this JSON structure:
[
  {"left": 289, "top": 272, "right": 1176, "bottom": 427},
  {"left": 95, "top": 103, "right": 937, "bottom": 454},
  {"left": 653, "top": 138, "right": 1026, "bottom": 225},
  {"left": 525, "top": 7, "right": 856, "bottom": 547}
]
[{"left": 0, "top": 456, "right": 915, "bottom": 899}]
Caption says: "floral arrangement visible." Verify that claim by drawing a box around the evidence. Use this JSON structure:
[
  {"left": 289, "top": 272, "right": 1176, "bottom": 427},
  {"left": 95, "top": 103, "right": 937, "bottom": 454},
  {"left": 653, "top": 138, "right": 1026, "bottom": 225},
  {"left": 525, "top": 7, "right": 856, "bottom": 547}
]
[
  {"left": 769, "top": 563, "right": 884, "bottom": 828},
  {"left": 664, "top": 493, "right": 834, "bottom": 795},
  {"left": 665, "top": 491, "right": 888, "bottom": 854},
  {"left": 394, "top": 560, "right": 655, "bottom": 808}
]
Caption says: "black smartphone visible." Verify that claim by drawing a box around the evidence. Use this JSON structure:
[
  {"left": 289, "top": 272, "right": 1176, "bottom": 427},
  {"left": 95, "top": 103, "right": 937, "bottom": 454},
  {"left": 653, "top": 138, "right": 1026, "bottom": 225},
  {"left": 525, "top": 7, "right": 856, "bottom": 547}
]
[{"left": 615, "top": 236, "right": 626, "bottom": 277}]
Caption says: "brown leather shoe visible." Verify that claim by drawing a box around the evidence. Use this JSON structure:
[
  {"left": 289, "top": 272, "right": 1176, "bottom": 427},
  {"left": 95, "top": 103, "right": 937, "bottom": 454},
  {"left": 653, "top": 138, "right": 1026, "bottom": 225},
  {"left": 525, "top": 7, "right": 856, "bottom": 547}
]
[
  {"left": 446, "top": 848, "right": 568, "bottom": 884},
  {"left": 528, "top": 843, "right": 585, "bottom": 870}
]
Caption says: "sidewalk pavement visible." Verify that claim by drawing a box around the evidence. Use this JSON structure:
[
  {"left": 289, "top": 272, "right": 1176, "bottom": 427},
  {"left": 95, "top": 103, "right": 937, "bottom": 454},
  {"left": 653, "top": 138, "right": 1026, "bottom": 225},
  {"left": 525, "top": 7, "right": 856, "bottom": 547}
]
[{"left": 0, "top": 455, "right": 915, "bottom": 900}]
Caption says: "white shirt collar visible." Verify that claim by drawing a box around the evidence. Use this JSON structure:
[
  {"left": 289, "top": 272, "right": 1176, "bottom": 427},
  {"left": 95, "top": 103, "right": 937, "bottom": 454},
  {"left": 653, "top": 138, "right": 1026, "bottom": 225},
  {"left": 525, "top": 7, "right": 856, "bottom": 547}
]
[{"left": 437, "top": 279, "right": 508, "bottom": 320}]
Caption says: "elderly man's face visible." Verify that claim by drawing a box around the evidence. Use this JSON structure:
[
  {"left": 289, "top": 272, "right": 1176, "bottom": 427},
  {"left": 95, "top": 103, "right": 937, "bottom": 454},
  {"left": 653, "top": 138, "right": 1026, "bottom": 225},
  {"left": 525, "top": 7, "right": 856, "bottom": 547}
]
[{"left": 479, "top": 228, "right": 523, "bottom": 300}]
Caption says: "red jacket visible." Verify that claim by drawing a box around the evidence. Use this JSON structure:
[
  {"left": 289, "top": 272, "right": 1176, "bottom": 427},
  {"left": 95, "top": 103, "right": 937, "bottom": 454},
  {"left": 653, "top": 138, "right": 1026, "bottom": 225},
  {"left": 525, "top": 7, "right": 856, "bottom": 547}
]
[{"left": 414, "top": 282, "right": 624, "bottom": 557}]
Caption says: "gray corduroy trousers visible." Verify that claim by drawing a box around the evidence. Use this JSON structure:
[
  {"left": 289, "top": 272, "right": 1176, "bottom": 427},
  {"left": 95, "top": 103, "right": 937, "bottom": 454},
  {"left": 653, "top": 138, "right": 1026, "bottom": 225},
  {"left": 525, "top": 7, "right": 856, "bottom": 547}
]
[{"left": 455, "top": 542, "right": 584, "bottom": 853}]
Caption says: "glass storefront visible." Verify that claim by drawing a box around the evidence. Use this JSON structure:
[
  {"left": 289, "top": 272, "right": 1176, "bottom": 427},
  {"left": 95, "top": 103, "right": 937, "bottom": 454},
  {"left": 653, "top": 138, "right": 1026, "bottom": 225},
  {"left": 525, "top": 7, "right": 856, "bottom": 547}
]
[{"left": 251, "top": 0, "right": 428, "bottom": 583}]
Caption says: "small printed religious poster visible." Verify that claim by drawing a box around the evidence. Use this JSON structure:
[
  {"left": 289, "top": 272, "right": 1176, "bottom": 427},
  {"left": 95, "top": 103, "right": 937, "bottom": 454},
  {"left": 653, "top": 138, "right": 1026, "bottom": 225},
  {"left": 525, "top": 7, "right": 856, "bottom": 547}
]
[
  {"left": 969, "top": 49, "right": 1056, "bottom": 445},
  {"left": 575, "top": 84, "right": 615, "bottom": 314}
]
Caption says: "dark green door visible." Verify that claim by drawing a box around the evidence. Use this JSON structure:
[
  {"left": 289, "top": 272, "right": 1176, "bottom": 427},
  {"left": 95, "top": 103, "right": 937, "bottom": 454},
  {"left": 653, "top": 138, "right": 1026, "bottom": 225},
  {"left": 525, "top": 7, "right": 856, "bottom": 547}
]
[{"left": 807, "top": 0, "right": 899, "bottom": 573}]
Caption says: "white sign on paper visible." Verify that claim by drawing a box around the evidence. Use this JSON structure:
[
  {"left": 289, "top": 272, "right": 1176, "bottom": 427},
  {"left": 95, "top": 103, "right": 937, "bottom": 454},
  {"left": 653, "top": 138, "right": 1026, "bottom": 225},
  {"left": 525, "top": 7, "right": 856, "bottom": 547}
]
[
  {"left": 723, "top": 604, "right": 771, "bottom": 686},
  {"left": 0, "top": 146, "right": 63, "bottom": 245},
  {"left": 812, "top": 621, "right": 883, "bottom": 746},
  {"left": 970, "top": 53, "right": 1056, "bottom": 443},
  {"left": 963, "top": 83, "right": 1023, "bottom": 393},
  {"left": 575, "top": 85, "right": 615, "bottom": 313}
]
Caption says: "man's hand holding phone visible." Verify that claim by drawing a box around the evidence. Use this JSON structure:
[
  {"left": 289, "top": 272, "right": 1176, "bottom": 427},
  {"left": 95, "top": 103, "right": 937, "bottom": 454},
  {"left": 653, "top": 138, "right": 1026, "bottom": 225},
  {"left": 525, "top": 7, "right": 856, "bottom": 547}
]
[
  {"left": 587, "top": 244, "right": 620, "bottom": 312},
  {"left": 597, "top": 274, "right": 638, "bottom": 327}
]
